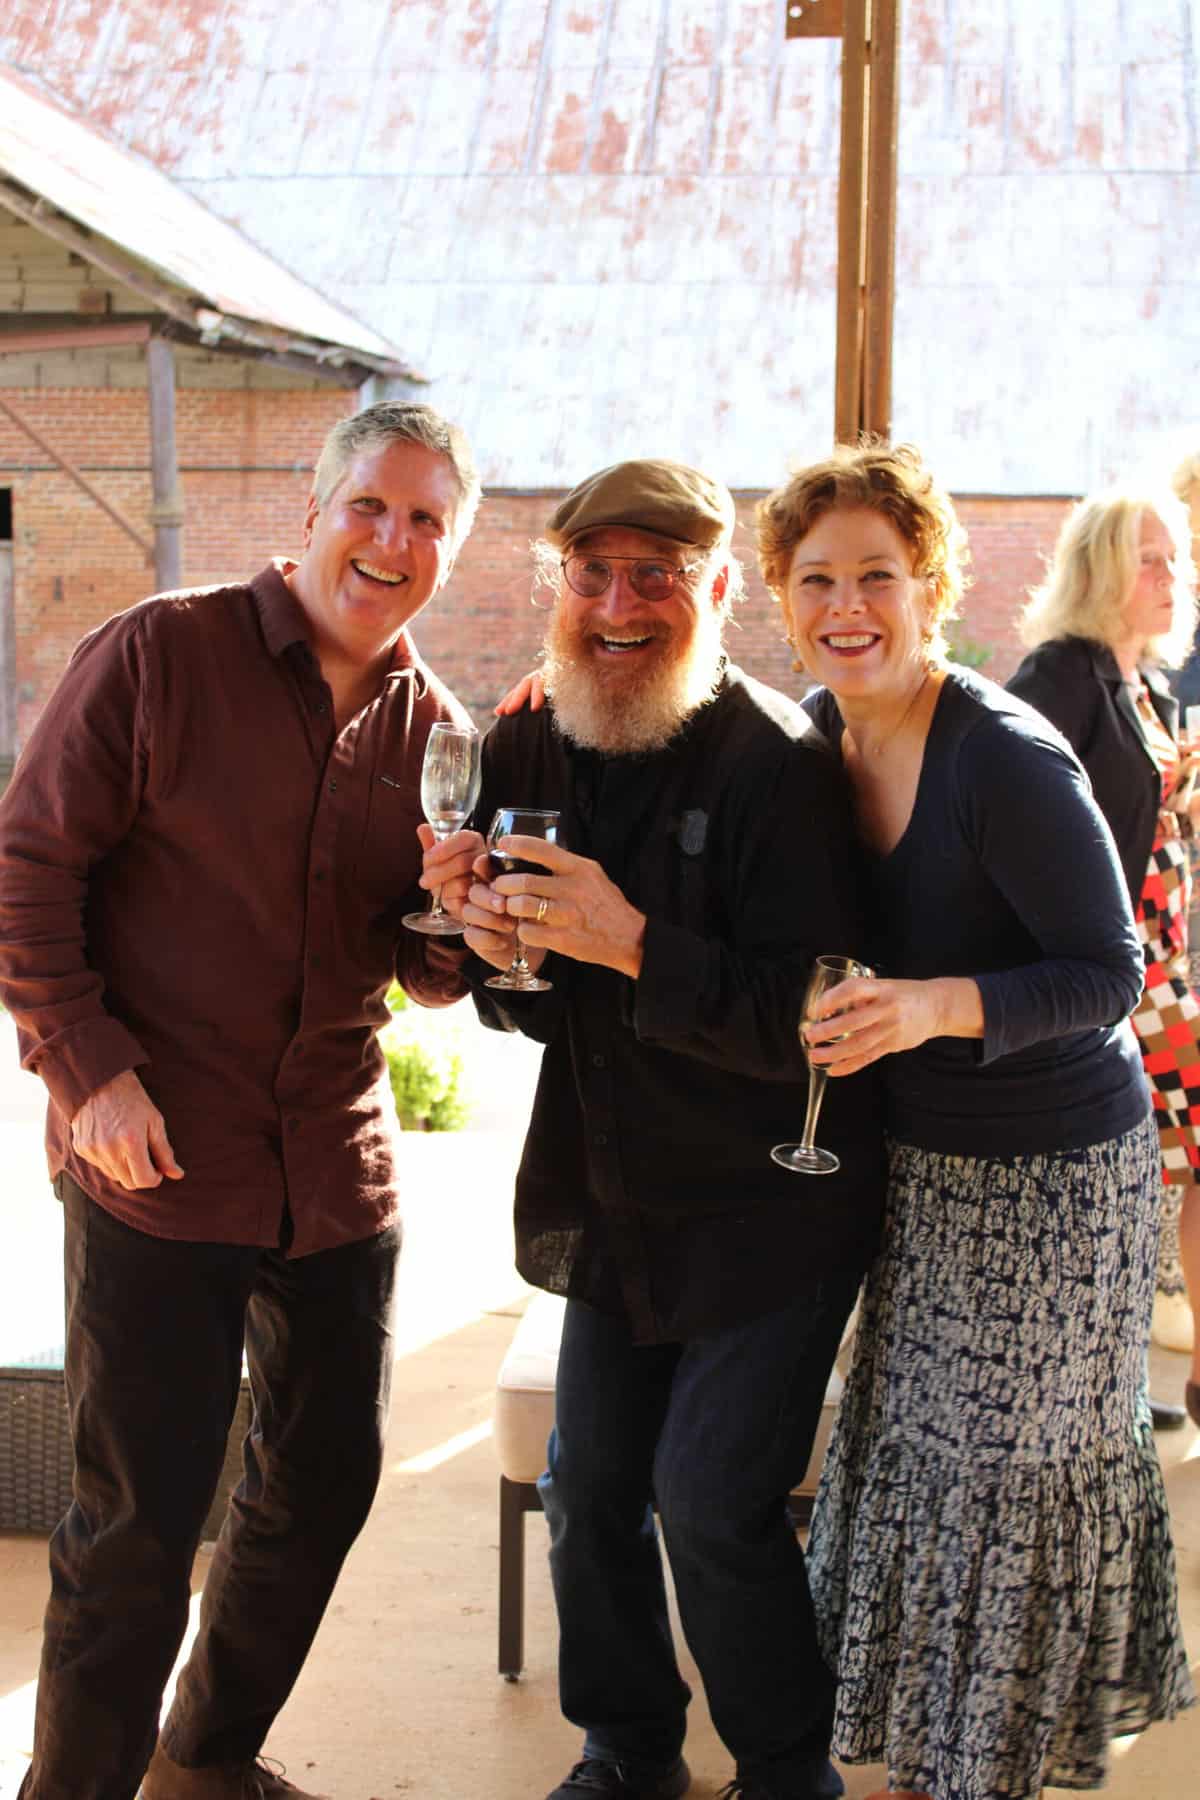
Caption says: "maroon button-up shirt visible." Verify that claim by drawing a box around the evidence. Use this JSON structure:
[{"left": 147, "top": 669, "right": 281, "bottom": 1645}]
[{"left": 0, "top": 562, "right": 470, "bottom": 1255}]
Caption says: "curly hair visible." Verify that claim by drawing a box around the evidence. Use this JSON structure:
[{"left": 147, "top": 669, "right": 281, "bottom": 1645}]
[
  {"left": 1019, "top": 485, "right": 1195, "bottom": 668},
  {"left": 754, "top": 440, "right": 970, "bottom": 662}
]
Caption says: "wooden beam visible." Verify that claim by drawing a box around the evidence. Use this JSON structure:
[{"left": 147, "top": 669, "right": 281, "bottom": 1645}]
[
  {"left": 0, "top": 178, "right": 422, "bottom": 381},
  {"left": 834, "top": 0, "right": 869, "bottom": 445},
  {"left": 0, "top": 394, "right": 154, "bottom": 564},
  {"left": 863, "top": 0, "right": 900, "bottom": 438},
  {"left": 0, "top": 179, "right": 202, "bottom": 333},
  {"left": 0, "top": 321, "right": 153, "bottom": 355},
  {"left": 146, "top": 336, "right": 183, "bottom": 590},
  {"left": 785, "top": 0, "right": 846, "bottom": 35},
  {"left": 0, "top": 543, "right": 15, "bottom": 770}
]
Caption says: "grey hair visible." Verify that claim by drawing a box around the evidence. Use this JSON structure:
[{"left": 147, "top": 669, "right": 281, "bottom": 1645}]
[{"left": 312, "top": 402, "right": 481, "bottom": 545}]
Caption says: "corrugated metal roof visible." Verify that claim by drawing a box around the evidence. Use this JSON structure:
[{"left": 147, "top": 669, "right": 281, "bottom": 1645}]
[
  {"left": 0, "top": 62, "right": 408, "bottom": 368},
  {"left": 0, "top": 3, "right": 1193, "bottom": 493}
]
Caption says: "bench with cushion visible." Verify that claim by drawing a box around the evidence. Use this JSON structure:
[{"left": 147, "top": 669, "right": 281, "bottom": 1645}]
[{"left": 492, "top": 1290, "right": 846, "bottom": 1679}]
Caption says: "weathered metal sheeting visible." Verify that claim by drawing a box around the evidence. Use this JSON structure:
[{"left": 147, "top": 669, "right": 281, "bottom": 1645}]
[
  {"left": 0, "top": 62, "right": 404, "bottom": 365},
  {"left": 0, "top": 3, "right": 1194, "bottom": 492}
]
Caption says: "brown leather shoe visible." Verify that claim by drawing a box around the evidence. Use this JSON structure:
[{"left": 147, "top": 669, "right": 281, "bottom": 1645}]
[{"left": 142, "top": 1743, "right": 331, "bottom": 1798}]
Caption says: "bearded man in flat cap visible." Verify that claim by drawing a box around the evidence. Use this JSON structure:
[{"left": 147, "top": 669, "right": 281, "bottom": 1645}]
[{"left": 424, "top": 459, "right": 885, "bottom": 1800}]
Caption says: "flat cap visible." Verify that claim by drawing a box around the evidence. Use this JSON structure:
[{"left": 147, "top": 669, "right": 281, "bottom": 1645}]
[{"left": 545, "top": 458, "right": 736, "bottom": 552}]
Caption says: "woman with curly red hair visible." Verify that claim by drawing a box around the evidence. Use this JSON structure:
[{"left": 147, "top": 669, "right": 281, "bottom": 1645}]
[{"left": 755, "top": 442, "right": 1193, "bottom": 1800}]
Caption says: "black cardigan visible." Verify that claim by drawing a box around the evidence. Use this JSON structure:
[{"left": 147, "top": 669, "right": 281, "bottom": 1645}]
[{"left": 1006, "top": 634, "right": 1177, "bottom": 908}]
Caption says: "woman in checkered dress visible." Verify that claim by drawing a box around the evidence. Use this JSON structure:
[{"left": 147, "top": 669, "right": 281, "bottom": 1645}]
[{"left": 1009, "top": 482, "right": 1200, "bottom": 1428}]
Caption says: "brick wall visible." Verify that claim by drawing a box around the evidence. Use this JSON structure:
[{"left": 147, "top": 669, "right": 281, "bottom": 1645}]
[
  {"left": 0, "top": 387, "right": 349, "bottom": 743},
  {"left": 2, "top": 384, "right": 1073, "bottom": 744},
  {"left": 418, "top": 492, "right": 1075, "bottom": 720}
]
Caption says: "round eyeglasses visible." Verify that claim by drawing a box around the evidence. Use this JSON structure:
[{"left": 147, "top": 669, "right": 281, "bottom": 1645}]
[{"left": 561, "top": 552, "right": 694, "bottom": 604}]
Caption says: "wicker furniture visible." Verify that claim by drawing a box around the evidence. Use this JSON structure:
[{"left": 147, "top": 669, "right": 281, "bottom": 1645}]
[{"left": 0, "top": 1348, "right": 253, "bottom": 1539}]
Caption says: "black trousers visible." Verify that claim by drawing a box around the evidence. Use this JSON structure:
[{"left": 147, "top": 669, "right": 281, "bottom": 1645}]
[
  {"left": 542, "top": 1278, "right": 858, "bottom": 1793},
  {"left": 20, "top": 1175, "right": 400, "bottom": 1800}
]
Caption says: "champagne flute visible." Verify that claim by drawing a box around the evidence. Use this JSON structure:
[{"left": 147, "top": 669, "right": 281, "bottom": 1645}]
[
  {"left": 483, "top": 806, "right": 560, "bottom": 992},
  {"left": 402, "top": 722, "right": 482, "bottom": 935},
  {"left": 771, "top": 955, "right": 874, "bottom": 1175}
]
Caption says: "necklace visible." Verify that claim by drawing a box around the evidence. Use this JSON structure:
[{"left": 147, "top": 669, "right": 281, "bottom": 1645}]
[{"left": 865, "top": 669, "right": 930, "bottom": 758}]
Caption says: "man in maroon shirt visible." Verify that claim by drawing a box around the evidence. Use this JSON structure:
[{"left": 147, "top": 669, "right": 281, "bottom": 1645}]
[{"left": 0, "top": 402, "right": 477, "bottom": 1800}]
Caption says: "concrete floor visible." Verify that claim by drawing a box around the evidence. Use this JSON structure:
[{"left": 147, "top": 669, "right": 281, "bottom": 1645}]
[{"left": 1, "top": 1012, "right": 1198, "bottom": 1799}]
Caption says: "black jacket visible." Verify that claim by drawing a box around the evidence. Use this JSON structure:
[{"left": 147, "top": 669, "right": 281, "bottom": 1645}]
[
  {"left": 471, "top": 665, "right": 886, "bottom": 1344},
  {"left": 1007, "top": 635, "right": 1176, "bottom": 909}
]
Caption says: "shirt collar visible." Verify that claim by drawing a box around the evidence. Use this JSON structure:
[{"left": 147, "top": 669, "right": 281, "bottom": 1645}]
[
  {"left": 1082, "top": 636, "right": 1174, "bottom": 702},
  {"left": 250, "top": 558, "right": 420, "bottom": 682},
  {"left": 251, "top": 560, "right": 313, "bottom": 659}
]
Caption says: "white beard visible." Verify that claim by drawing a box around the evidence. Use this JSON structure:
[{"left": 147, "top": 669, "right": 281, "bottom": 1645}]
[{"left": 542, "top": 601, "right": 726, "bottom": 754}]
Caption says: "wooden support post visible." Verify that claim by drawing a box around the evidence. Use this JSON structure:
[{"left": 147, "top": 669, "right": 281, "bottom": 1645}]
[
  {"left": 835, "top": 0, "right": 870, "bottom": 445},
  {"left": 787, "top": 0, "right": 901, "bottom": 445},
  {"left": 863, "top": 0, "right": 900, "bottom": 439},
  {"left": 0, "top": 542, "right": 15, "bottom": 780},
  {"left": 146, "top": 335, "right": 183, "bottom": 591}
]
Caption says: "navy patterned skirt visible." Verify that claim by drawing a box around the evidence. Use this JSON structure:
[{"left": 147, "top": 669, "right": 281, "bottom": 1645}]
[{"left": 807, "top": 1117, "right": 1194, "bottom": 1799}]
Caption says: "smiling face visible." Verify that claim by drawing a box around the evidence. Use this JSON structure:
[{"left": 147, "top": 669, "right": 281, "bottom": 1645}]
[
  {"left": 287, "top": 438, "right": 461, "bottom": 672},
  {"left": 542, "top": 525, "right": 728, "bottom": 752},
  {"left": 785, "top": 505, "right": 933, "bottom": 704},
  {"left": 1120, "top": 510, "right": 1180, "bottom": 651}
]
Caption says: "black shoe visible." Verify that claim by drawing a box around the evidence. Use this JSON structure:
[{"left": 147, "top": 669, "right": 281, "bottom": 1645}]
[
  {"left": 1187, "top": 1381, "right": 1200, "bottom": 1427},
  {"left": 717, "top": 1757, "right": 844, "bottom": 1799},
  {"left": 1151, "top": 1397, "right": 1187, "bottom": 1430},
  {"left": 545, "top": 1757, "right": 690, "bottom": 1799}
]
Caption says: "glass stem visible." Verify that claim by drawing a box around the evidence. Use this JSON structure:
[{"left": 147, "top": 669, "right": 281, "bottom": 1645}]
[
  {"left": 428, "top": 824, "right": 449, "bottom": 918},
  {"left": 800, "top": 1065, "right": 828, "bottom": 1152}
]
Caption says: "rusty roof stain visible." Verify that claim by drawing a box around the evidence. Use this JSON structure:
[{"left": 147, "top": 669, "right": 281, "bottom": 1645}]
[
  {"left": 0, "top": 61, "right": 409, "bottom": 368},
  {"left": 0, "top": 1, "right": 1194, "bottom": 493}
]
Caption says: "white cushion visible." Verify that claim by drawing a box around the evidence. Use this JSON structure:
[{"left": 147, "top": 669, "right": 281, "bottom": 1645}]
[
  {"left": 494, "top": 1292, "right": 566, "bottom": 1485},
  {"left": 494, "top": 1289, "right": 843, "bottom": 1496}
]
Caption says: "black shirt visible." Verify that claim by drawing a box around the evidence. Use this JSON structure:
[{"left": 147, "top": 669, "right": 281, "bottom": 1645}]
[
  {"left": 1007, "top": 634, "right": 1177, "bottom": 909},
  {"left": 473, "top": 665, "right": 886, "bottom": 1345},
  {"left": 807, "top": 671, "right": 1148, "bottom": 1157}
]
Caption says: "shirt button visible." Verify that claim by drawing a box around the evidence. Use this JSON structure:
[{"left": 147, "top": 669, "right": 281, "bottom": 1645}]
[
  {"left": 594, "top": 1132, "right": 608, "bottom": 1148},
  {"left": 314, "top": 870, "right": 326, "bottom": 883},
  {"left": 311, "top": 954, "right": 323, "bottom": 970},
  {"left": 591, "top": 1053, "right": 606, "bottom": 1069},
  {"left": 328, "top": 779, "right": 338, "bottom": 793},
  {"left": 288, "top": 1117, "right": 300, "bottom": 1130},
  {"left": 316, "top": 699, "right": 329, "bottom": 715}
]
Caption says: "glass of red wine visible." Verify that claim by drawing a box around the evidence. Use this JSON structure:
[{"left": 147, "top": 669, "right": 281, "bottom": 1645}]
[{"left": 483, "top": 806, "right": 560, "bottom": 992}]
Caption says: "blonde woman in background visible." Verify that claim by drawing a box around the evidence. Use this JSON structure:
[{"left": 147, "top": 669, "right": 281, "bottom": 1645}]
[{"left": 1009, "top": 483, "right": 1200, "bottom": 1428}]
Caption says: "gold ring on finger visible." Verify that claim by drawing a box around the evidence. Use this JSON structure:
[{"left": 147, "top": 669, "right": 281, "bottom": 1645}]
[{"left": 536, "top": 896, "right": 549, "bottom": 924}]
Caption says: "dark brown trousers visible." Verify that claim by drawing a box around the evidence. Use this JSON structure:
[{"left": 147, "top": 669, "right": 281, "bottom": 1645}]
[{"left": 20, "top": 1175, "right": 400, "bottom": 1800}]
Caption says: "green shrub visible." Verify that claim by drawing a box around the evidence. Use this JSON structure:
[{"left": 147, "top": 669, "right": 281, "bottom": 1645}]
[
  {"left": 946, "top": 634, "right": 993, "bottom": 670},
  {"left": 379, "top": 1016, "right": 468, "bottom": 1132}
]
